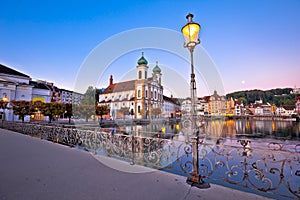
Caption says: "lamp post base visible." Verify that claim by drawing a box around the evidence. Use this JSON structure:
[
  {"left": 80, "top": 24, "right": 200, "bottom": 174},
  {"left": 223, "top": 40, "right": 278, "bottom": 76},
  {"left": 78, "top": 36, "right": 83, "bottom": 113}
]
[{"left": 186, "top": 176, "right": 210, "bottom": 189}]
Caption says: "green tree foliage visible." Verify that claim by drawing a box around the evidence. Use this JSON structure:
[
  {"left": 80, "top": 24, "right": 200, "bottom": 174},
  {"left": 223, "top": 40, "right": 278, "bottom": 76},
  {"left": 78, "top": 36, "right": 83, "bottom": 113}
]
[
  {"left": 96, "top": 105, "right": 109, "bottom": 121},
  {"left": 39, "top": 102, "right": 65, "bottom": 123},
  {"left": 82, "top": 86, "right": 96, "bottom": 105},
  {"left": 10, "top": 100, "right": 35, "bottom": 122},
  {"left": 73, "top": 86, "right": 98, "bottom": 122},
  {"left": 226, "top": 88, "right": 297, "bottom": 106},
  {"left": 73, "top": 104, "right": 95, "bottom": 122}
]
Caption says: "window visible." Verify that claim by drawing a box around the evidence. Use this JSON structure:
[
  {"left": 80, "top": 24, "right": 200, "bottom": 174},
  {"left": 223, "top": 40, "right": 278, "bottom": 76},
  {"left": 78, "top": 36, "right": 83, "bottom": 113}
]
[
  {"left": 145, "top": 90, "right": 148, "bottom": 98},
  {"left": 138, "top": 90, "right": 141, "bottom": 98},
  {"left": 138, "top": 71, "right": 142, "bottom": 79},
  {"left": 138, "top": 105, "right": 141, "bottom": 114},
  {"left": 155, "top": 91, "right": 157, "bottom": 99},
  {"left": 145, "top": 71, "right": 147, "bottom": 79}
]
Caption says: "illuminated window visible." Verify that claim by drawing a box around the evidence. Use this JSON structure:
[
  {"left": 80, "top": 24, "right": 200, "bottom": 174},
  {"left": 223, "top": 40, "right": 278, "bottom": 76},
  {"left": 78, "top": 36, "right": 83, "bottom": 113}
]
[{"left": 138, "top": 90, "right": 141, "bottom": 98}]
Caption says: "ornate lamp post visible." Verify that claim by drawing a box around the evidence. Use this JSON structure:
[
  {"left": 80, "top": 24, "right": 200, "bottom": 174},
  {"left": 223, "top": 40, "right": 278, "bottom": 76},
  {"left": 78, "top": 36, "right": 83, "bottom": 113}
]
[{"left": 181, "top": 13, "right": 210, "bottom": 188}]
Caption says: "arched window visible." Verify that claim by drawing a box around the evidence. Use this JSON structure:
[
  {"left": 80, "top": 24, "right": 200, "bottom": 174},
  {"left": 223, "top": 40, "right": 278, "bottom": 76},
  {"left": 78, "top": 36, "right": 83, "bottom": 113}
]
[
  {"left": 138, "top": 71, "right": 142, "bottom": 79},
  {"left": 138, "top": 90, "right": 141, "bottom": 98},
  {"left": 155, "top": 91, "right": 157, "bottom": 99}
]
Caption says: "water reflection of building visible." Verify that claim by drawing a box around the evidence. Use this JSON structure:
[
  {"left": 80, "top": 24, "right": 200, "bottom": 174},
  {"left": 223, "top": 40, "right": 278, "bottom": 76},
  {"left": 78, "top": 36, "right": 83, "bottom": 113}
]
[{"left": 202, "top": 119, "right": 299, "bottom": 139}]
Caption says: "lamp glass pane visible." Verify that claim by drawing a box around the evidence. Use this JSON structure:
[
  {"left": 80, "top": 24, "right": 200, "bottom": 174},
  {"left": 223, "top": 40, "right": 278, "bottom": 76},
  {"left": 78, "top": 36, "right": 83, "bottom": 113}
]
[{"left": 182, "top": 23, "right": 200, "bottom": 45}]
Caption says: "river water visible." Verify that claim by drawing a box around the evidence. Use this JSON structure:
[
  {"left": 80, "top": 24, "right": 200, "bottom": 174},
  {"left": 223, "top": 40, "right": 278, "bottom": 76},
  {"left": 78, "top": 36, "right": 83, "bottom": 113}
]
[
  {"left": 82, "top": 119, "right": 300, "bottom": 199},
  {"left": 119, "top": 119, "right": 300, "bottom": 141}
]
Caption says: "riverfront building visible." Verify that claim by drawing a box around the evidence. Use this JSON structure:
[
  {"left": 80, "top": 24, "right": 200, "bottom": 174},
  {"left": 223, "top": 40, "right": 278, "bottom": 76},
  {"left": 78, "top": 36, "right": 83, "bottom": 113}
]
[
  {"left": 98, "top": 53, "right": 164, "bottom": 119},
  {"left": 0, "top": 63, "right": 83, "bottom": 121},
  {"left": 163, "top": 95, "right": 181, "bottom": 118}
]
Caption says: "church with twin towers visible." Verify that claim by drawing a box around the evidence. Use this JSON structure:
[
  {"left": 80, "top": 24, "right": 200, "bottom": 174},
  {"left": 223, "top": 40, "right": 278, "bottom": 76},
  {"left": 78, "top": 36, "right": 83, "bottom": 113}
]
[{"left": 98, "top": 52, "right": 165, "bottom": 119}]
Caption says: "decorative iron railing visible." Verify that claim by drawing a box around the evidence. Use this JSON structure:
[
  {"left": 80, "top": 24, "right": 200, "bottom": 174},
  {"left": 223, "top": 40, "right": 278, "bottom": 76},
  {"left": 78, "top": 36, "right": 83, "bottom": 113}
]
[{"left": 1, "top": 121, "right": 299, "bottom": 199}]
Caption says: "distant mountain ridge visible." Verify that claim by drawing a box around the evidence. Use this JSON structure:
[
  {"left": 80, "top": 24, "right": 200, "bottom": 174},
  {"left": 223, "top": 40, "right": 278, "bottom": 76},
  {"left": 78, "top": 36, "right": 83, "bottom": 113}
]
[{"left": 226, "top": 88, "right": 299, "bottom": 106}]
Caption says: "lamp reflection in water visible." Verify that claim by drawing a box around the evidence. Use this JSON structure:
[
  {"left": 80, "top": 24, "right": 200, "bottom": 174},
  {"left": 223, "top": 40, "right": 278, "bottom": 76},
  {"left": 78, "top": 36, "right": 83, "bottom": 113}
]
[{"left": 181, "top": 13, "right": 210, "bottom": 188}]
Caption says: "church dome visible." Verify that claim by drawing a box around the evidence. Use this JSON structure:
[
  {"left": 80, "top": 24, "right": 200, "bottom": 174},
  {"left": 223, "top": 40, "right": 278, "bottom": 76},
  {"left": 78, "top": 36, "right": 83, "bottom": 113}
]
[
  {"left": 153, "top": 61, "right": 161, "bottom": 73},
  {"left": 137, "top": 53, "right": 148, "bottom": 65}
]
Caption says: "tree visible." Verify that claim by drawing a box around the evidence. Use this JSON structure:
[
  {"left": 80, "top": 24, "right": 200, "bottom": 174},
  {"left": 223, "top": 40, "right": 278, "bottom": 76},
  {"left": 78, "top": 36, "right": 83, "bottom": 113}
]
[
  {"left": 82, "top": 86, "right": 96, "bottom": 105},
  {"left": 40, "top": 102, "right": 65, "bottom": 123},
  {"left": 73, "top": 104, "right": 95, "bottom": 122},
  {"left": 10, "top": 100, "right": 35, "bottom": 122},
  {"left": 226, "top": 88, "right": 294, "bottom": 106},
  {"left": 73, "top": 86, "right": 97, "bottom": 122},
  {"left": 96, "top": 105, "right": 109, "bottom": 121},
  {"left": 238, "top": 97, "right": 247, "bottom": 104},
  {"left": 119, "top": 107, "right": 130, "bottom": 119},
  {"left": 65, "top": 103, "right": 73, "bottom": 124}
]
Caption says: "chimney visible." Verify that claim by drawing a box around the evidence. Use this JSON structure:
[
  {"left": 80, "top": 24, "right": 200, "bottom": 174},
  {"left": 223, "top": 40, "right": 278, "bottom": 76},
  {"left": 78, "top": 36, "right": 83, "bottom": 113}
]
[{"left": 109, "top": 75, "right": 113, "bottom": 85}]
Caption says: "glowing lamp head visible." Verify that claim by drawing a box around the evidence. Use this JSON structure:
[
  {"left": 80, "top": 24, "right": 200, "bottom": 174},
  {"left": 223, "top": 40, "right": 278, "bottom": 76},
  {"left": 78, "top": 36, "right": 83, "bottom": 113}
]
[
  {"left": 2, "top": 97, "right": 8, "bottom": 102},
  {"left": 181, "top": 13, "right": 201, "bottom": 49}
]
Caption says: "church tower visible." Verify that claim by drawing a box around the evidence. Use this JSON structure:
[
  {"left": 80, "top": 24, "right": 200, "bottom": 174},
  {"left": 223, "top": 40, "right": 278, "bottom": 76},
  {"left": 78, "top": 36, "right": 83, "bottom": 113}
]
[
  {"left": 152, "top": 61, "right": 162, "bottom": 85},
  {"left": 135, "top": 52, "right": 149, "bottom": 119},
  {"left": 149, "top": 61, "right": 163, "bottom": 119},
  {"left": 136, "top": 52, "right": 149, "bottom": 80}
]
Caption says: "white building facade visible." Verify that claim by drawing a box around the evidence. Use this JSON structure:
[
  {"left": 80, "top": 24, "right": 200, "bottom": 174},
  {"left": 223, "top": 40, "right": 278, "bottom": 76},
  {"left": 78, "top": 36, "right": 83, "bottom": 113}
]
[{"left": 98, "top": 53, "right": 164, "bottom": 119}]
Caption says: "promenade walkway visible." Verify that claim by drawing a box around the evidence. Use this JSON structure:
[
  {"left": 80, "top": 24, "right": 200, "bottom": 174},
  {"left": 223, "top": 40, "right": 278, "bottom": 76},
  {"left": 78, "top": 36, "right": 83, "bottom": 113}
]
[{"left": 0, "top": 129, "right": 272, "bottom": 200}]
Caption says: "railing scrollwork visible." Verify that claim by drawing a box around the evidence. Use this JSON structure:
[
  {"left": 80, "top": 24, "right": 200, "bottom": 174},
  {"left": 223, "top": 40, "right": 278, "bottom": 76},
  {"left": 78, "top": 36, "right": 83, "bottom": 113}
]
[{"left": 1, "top": 121, "right": 299, "bottom": 199}]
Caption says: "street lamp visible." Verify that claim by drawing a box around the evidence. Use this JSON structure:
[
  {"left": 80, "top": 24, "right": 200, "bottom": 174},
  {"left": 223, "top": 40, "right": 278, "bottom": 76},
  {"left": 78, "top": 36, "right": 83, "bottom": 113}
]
[
  {"left": 2, "top": 96, "right": 9, "bottom": 121},
  {"left": 181, "top": 13, "right": 210, "bottom": 188},
  {"left": 182, "top": 13, "right": 200, "bottom": 125}
]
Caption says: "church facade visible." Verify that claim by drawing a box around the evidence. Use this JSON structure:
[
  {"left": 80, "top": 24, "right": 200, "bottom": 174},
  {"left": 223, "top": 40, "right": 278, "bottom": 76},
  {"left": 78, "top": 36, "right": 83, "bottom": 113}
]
[{"left": 98, "top": 53, "right": 163, "bottom": 119}]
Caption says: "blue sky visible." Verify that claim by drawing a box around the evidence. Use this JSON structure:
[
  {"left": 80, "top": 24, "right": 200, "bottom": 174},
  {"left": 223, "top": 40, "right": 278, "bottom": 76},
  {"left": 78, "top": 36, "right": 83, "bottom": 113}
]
[{"left": 1, "top": 0, "right": 300, "bottom": 97}]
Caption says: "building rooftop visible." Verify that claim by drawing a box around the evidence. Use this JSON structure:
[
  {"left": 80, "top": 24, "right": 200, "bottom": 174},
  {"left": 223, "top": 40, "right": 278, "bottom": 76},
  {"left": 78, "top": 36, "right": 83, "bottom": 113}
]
[
  {"left": 0, "top": 64, "right": 30, "bottom": 78},
  {"left": 30, "top": 80, "right": 51, "bottom": 90},
  {"left": 102, "top": 80, "right": 136, "bottom": 94},
  {"left": 163, "top": 95, "right": 180, "bottom": 105}
]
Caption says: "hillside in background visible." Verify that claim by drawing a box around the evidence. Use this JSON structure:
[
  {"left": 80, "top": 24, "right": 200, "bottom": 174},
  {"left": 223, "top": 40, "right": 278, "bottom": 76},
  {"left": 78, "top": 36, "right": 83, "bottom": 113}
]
[{"left": 226, "top": 88, "right": 299, "bottom": 106}]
